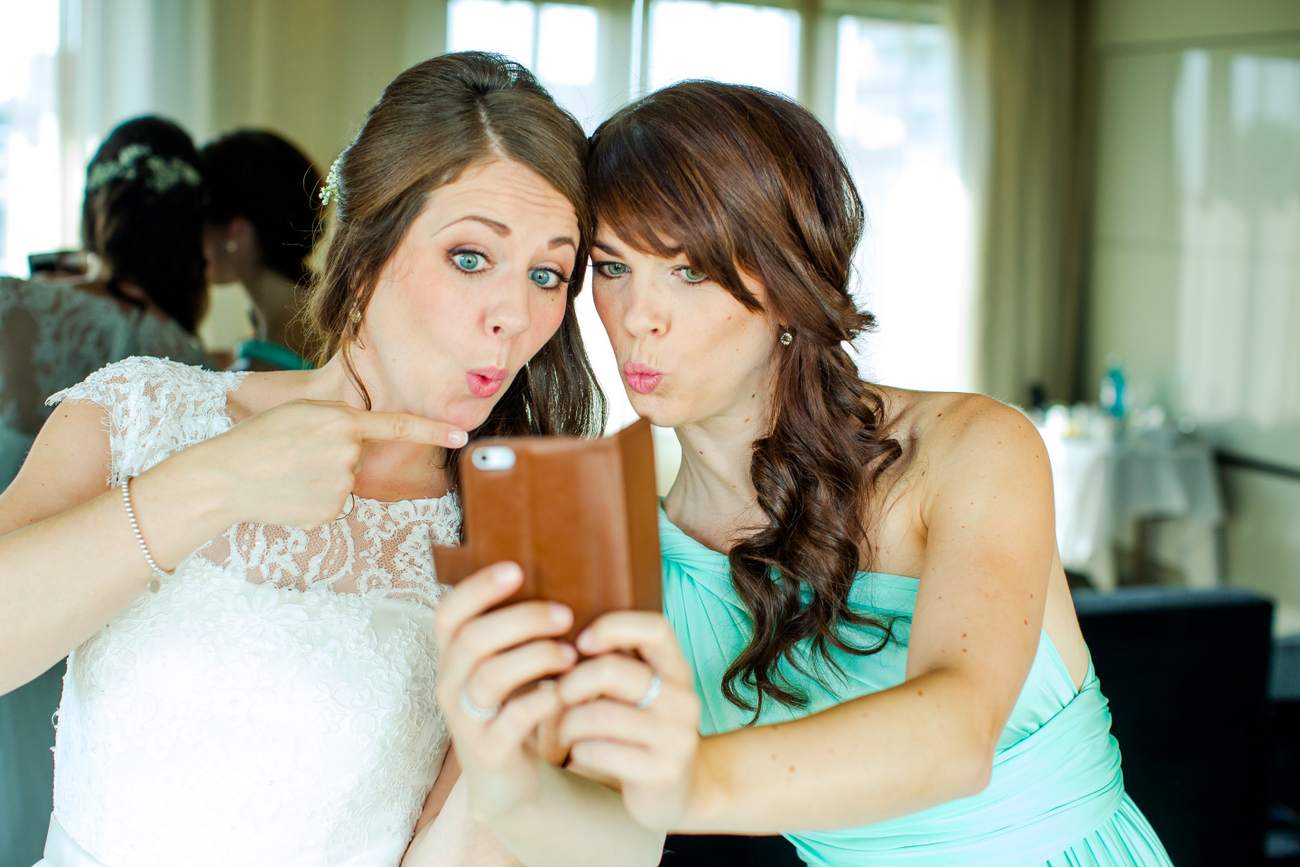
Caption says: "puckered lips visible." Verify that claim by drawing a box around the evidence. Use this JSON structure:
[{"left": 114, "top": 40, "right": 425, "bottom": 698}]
[
  {"left": 466, "top": 366, "right": 508, "bottom": 398},
  {"left": 623, "top": 360, "right": 662, "bottom": 395}
]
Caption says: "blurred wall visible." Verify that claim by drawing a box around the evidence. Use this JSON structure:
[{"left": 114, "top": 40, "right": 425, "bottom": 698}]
[{"left": 1091, "top": 0, "right": 1300, "bottom": 619}]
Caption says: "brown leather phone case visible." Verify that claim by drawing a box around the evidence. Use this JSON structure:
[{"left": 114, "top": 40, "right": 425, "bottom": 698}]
[{"left": 432, "top": 418, "right": 662, "bottom": 641}]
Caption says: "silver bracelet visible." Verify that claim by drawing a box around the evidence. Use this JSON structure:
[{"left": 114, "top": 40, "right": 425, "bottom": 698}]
[{"left": 121, "top": 477, "right": 171, "bottom": 593}]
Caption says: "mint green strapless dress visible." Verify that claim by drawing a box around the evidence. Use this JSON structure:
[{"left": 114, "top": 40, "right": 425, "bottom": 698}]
[{"left": 659, "top": 508, "right": 1173, "bottom": 867}]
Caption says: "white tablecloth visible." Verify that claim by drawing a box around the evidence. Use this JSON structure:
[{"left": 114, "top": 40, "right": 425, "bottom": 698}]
[{"left": 1040, "top": 427, "right": 1224, "bottom": 591}]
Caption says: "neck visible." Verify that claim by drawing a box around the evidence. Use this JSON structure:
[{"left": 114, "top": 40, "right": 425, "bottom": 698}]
[
  {"left": 300, "top": 353, "right": 450, "bottom": 501},
  {"left": 240, "top": 266, "right": 309, "bottom": 358},
  {"left": 663, "top": 390, "right": 773, "bottom": 552}
]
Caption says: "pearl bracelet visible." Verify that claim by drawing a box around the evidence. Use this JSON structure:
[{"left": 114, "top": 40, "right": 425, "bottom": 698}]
[{"left": 121, "top": 477, "right": 172, "bottom": 593}]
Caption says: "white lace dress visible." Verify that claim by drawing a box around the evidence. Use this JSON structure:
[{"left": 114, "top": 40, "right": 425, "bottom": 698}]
[{"left": 35, "top": 358, "right": 459, "bottom": 867}]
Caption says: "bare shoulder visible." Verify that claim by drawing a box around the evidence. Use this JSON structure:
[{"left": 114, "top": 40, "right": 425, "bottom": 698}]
[
  {"left": 0, "top": 400, "right": 112, "bottom": 533},
  {"left": 876, "top": 387, "right": 1049, "bottom": 501}
]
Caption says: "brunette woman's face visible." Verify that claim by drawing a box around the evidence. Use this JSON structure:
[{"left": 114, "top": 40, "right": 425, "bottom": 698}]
[
  {"left": 357, "top": 159, "right": 578, "bottom": 430},
  {"left": 591, "top": 230, "right": 780, "bottom": 428}
]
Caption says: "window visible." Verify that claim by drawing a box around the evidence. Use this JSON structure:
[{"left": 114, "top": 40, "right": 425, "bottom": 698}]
[
  {"left": 447, "top": 0, "right": 603, "bottom": 130},
  {"left": 0, "top": 0, "right": 62, "bottom": 278},
  {"left": 646, "top": 1, "right": 801, "bottom": 97},
  {"left": 835, "top": 15, "right": 971, "bottom": 393}
]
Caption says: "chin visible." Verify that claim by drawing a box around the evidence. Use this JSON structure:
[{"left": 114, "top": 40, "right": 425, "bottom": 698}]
[{"left": 626, "top": 390, "right": 689, "bottom": 429}]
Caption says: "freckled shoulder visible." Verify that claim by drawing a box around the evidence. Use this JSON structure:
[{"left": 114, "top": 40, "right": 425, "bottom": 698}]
[{"left": 873, "top": 388, "right": 1049, "bottom": 503}]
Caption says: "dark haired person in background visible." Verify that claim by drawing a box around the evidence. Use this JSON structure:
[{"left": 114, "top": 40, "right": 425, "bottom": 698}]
[
  {"left": 201, "top": 130, "right": 323, "bottom": 371},
  {"left": 0, "top": 114, "right": 212, "bottom": 866}
]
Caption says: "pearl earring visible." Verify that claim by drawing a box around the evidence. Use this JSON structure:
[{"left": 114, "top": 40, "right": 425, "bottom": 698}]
[
  {"left": 779, "top": 328, "right": 793, "bottom": 346},
  {"left": 225, "top": 240, "right": 238, "bottom": 254}
]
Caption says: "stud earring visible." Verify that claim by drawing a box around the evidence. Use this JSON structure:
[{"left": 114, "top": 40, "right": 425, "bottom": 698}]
[
  {"left": 779, "top": 328, "right": 793, "bottom": 346},
  {"left": 350, "top": 306, "right": 362, "bottom": 325},
  {"left": 225, "top": 240, "right": 238, "bottom": 253}
]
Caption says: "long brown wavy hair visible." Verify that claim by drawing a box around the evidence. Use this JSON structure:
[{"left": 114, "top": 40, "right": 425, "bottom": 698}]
[
  {"left": 590, "top": 81, "right": 905, "bottom": 716},
  {"left": 308, "top": 52, "right": 607, "bottom": 483}
]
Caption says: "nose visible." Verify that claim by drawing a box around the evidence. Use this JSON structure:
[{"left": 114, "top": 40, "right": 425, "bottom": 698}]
[
  {"left": 485, "top": 277, "right": 532, "bottom": 341},
  {"left": 621, "top": 274, "right": 668, "bottom": 339}
]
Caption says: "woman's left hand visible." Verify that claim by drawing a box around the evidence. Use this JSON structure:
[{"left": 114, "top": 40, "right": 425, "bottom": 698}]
[{"left": 556, "top": 611, "right": 702, "bottom": 830}]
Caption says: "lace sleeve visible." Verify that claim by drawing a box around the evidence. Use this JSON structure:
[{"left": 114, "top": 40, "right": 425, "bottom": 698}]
[{"left": 46, "top": 357, "right": 242, "bottom": 486}]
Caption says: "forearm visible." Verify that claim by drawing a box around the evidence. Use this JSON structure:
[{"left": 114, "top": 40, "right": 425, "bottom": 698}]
[
  {"left": 681, "top": 668, "right": 998, "bottom": 833},
  {"left": 485, "top": 761, "right": 664, "bottom": 867},
  {"left": 0, "top": 463, "right": 231, "bottom": 692}
]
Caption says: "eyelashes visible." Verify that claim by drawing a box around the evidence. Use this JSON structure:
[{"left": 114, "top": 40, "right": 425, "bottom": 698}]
[{"left": 448, "top": 247, "right": 572, "bottom": 290}]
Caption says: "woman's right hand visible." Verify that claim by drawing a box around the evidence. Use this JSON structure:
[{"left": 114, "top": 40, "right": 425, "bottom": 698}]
[
  {"left": 163, "top": 399, "right": 467, "bottom": 530},
  {"left": 433, "top": 562, "right": 579, "bottom": 823}
]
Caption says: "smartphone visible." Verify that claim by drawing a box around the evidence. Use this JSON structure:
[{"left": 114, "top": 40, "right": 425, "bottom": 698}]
[{"left": 432, "top": 418, "right": 662, "bottom": 642}]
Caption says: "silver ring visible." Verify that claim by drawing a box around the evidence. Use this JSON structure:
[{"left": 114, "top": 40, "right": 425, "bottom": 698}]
[
  {"left": 459, "top": 687, "right": 501, "bottom": 722},
  {"left": 635, "top": 672, "right": 662, "bottom": 710}
]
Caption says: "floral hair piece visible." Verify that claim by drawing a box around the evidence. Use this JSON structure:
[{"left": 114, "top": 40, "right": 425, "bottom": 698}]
[
  {"left": 320, "top": 155, "right": 343, "bottom": 206},
  {"left": 86, "top": 143, "right": 202, "bottom": 194}
]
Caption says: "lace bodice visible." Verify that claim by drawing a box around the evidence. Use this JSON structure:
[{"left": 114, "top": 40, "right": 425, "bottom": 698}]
[
  {"left": 0, "top": 277, "right": 212, "bottom": 488},
  {"left": 43, "top": 357, "right": 459, "bottom": 867}
]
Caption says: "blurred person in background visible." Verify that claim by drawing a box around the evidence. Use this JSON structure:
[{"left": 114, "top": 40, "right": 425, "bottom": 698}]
[
  {"left": 0, "top": 114, "right": 213, "bottom": 867},
  {"left": 201, "top": 130, "right": 323, "bottom": 371}
]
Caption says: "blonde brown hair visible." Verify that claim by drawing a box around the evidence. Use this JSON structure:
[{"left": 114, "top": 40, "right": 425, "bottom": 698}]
[{"left": 309, "top": 52, "right": 606, "bottom": 469}]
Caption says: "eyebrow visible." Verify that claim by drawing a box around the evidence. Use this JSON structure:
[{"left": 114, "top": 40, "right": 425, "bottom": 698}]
[
  {"left": 592, "top": 241, "right": 624, "bottom": 256},
  {"left": 440, "top": 215, "right": 575, "bottom": 251}
]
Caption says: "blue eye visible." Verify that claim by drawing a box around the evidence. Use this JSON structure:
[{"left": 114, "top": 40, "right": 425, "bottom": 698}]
[
  {"left": 529, "top": 268, "right": 564, "bottom": 289},
  {"left": 454, "top": 252, "right": 485, "bottom": 272},
  {"left": 598, "top": 262, "right": 629, "bottom": 277}
]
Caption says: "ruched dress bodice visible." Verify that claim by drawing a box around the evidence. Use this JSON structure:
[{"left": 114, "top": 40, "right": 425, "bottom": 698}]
[
  {"left": 38, "top": 358, "right": 457, "bottom": 867},
  {"left": 659, "top": 507, "right": 1173, "bottom": 867}
]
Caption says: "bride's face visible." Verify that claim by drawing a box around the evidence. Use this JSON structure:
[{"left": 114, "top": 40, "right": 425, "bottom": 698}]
[
  {"left": 356, "top": 159, "right": 578, "bottom": 430},
  {"left": 591, "top": 229, "right": 779, "bottom": 429}
]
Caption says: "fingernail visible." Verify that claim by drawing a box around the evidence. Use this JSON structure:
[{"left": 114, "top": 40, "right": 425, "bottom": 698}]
[
  {"left": 448, "top": 430, "right": 468, "bottom": 447},
  {"left": 550, "top": 603, "right": 572, "bottom": 626},
  {"left": 494, "top": 563, "right": 521, "bottom": 586},
  {"left": 560, "top": 644, "right": 578, "bottom": 663},
  {"left": 576, "top": 629, "right": 594, "bottom": 652}
]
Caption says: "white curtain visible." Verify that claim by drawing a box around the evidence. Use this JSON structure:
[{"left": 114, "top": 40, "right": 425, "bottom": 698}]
[{"left": 947, "top": 0, "right": 1096, "bottom": 404}]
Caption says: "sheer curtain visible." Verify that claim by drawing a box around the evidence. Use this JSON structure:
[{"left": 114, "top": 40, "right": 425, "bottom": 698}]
[{"left": 946, "top": 0, "right": 1096, "bottom": 405}]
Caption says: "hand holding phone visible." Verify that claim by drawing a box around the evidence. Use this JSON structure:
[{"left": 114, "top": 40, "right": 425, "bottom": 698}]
[{"left": 432, "top": 419, "right": 662, "bottom": 643}]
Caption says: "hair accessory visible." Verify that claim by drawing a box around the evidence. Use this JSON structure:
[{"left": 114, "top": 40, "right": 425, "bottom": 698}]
[
  {"left": 87, "top": 143, "right": 202, "bottom": 194},
  {"left": 635, "top": 672, "right": 662, "bottom": 710},
  {"left": 779, "top": 328, "right": 794, "bottom": 346},
  {"left": 459, "top": 687, "right": 501, "bottom": 722},
  {"left": 121, "top": 477, "right": 174, "bottom": 593},
  {"left": 320, "top": 155, "right": 343, "bottom": 206}
]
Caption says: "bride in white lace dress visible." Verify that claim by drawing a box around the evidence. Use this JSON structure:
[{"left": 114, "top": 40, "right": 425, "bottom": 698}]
[{"left": 0, "top": 53, "right": 618, "bottom": 867}]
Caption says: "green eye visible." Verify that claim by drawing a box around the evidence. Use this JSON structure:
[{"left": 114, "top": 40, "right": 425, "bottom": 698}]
[
  {"left": 529, "top": 268, "right": 562, "bottom": 289},
  {"left": 681, "top": 266, "right": 707, "bottom": 283},
  {"left": 600, "top": 262, "right": 629, "bottom": 277},
  {"left": 454, "top": 252, "right": 484, "bottom": 271}
]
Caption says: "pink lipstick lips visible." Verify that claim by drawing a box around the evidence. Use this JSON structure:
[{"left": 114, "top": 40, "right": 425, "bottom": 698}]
[
  {"left": 623, "top": 361, "right": 662, "bottom": 395},
  {"left": 467, "top": 367, "right": 508, "bottom": 398}
]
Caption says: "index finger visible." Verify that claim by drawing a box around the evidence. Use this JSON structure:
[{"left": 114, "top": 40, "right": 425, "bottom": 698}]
[
  {"left": 353, "top": 409, "right": 468, "bottom": 448},
  {"left": 575, "top": 611, "right": 693, "bottom": 687},
  {"left": 432, "top": 561, "right": 525, "bottom": 649}
]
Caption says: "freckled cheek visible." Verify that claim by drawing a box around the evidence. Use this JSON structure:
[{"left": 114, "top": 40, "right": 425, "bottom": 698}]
[{"left": 522, "top": 295, "right": 568, "bottom": 356}]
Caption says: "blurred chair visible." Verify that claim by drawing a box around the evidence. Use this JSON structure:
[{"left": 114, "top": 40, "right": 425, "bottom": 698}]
[
  {"left": 1075, "top": 586, "right": 1274, "bottom": 867},
  {"left": 661, "top": 834, "right": 803, "bottom": 866}
]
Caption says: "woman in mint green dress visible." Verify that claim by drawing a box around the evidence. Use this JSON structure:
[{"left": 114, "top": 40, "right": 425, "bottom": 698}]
[{"left": 434, "top": 81, "right": 1173, "bottom": 867}]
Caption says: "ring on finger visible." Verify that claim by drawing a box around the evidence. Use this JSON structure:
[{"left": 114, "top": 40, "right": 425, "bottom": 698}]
[
  {"left": 459, "top": 687, "right": 501, "bottom": 722},
  {"left": 635, "top": 672, "right": 662, "bottom": 710}
]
